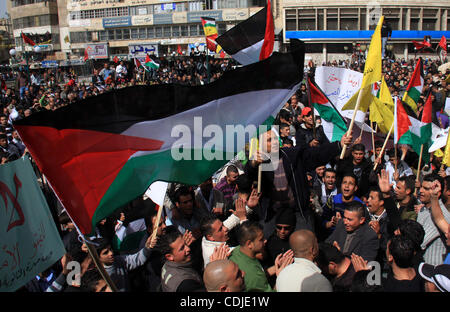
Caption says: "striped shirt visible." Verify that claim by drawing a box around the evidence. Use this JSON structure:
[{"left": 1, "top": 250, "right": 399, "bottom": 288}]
[{"left": 417, "top": 200, "right": 450, "bottom": 265}]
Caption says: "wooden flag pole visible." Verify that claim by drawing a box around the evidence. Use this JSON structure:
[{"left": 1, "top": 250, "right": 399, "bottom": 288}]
[
  {"left": 374, "top": 122, "right": 394, "bottom": 171},
  {"left": 371, "top": 121, "right": 376, "bottom": 155},
  {"left": 394, "top": 144, "right": 398, "bottom": 173},
  {"left": 358, "top": 124, "right": 364, "bottom": 141},
  {"left": 151, "top": 204, "right": 163, "bottom": 242},
  {"left": 257, "top": 164, "right": 262, "bottom": 194},
  {"left": 340, "top": 87, "right": 365, "bottom": 159},
  {"left": 414, "top": 144, "right": 424, "bottom": 196}
]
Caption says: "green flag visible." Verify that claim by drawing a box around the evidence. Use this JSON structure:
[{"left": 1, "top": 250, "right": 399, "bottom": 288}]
[{"left": 0, "top": 157, "right": 65, "bottom": 292}]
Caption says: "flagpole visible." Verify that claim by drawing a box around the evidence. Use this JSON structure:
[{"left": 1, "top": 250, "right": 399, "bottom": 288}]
[
  {"left": 371, "top": 120, "right": 375, "bottom": 158},
  {"left": 340, "top": 86, "right": 365, "bottom": 159},
  {"left": 43, "top": 180, "right": 119, "bottom": 292},
  {"left": 394, "top": 143, "right": 398, "bottom": 173},
  {"left": 306, "top": 77, "right": 316, "bottom": 139},
  {"left": 151, "top": 204, "right": 163, "bottom": 242},
  {"left": 257, "top": 164, "right": 262, "bottom": 194},
  {"left": 374, "top": 122, "right": 394, "bottom": 171},
  {"left": 414, "top": 144, "right": 424, "bottom": 196}
]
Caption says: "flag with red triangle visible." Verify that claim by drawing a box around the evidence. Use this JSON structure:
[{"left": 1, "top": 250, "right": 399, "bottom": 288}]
[
  {"left": 21, "top": 32, "right": 35, "bottom": 46},
  {"left": 84, "top": 48, "right": 89, "bottom": 61},
  {"left": 402, "top": 57, "right": 424, "bottom": 113},
  {"left": 307, "top": 77, "right": 347, "bottom": 142},
  {"left": 177, "top": 44, "right": 182, "bottom": 55},
  {"left": 113, "top": 56, "right": 119, "bottom": 63},
  {"left": 438, "top": 36, "right": 447, "bottom": 51}
]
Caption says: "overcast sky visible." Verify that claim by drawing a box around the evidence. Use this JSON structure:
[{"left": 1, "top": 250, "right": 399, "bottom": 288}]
[{"left": 0, "top": 2, "right": 7, "bottom": 18}]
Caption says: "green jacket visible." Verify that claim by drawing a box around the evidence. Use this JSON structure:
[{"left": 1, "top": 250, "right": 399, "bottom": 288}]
[{"left": 229, "top": 246, "right": 274, "bottom": 292}]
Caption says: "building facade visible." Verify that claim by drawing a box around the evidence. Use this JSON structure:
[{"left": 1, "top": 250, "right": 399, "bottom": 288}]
[{"left": 281, "top": 0, "right": 450, "bottom": 63}]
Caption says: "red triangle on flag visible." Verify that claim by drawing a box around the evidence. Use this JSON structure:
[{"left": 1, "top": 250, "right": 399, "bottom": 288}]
[
  {"left": 21, "top": 32, "right": 35, "bottom": 46},
  {"left": 396, "top": 98, "right": 412, "bottom": 142},
  {"left": 84, "top": 49, "right": 89, "bottom": 61},
  {"left": 145, "top": 54, "right": 151, "bottom": 64},
  {"left": 439, "top": 36, "right": 447, "bottom": 52},
  {"left": 422, "top": 93, "right": 433, "bottom": 124}
]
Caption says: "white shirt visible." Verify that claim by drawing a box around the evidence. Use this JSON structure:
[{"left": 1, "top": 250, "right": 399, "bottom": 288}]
[{"left": 276, "top": 258, "right": 333, "bottom": 292}]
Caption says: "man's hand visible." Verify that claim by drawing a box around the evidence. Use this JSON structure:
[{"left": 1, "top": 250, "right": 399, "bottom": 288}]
[
  {"left": 369, "top": 220, "right": 381, "bottom": 236},
  {"left": 145, "top": 234, "right": 158, "bottom": 249},
  {"left": 414, "top": 204, "right": 424, "bottom": 214},
  {"left": 209, "top": 243, "right": 231, "bottom": 263},
  {"left": 229, "top": 198, "right": 247, "bottom": 221},
  {"left": 333, "top": 241, "right": 341, "bottom": 252},
  {"left": 309, "top": 139, "right": 319, "bottom": 147},
  {"left": 430, "top": 180, "right": 441, "bottom": 200},
  {"left": 183, "top": 230, "right": 196, "bottom": 246},
  {"left": 247, "top": 189, "right": 261, "bottom": 208},
  {"left": 340, "top": 133, "right": 353, "bottom": 148},
  {"left": 351, "top": 253, "right": 369, "bottom": 272},
  {"left": 353, "top": 136, "right": 362, "bottom": 146},
  {"left": 378, "top": 169, "right": 393, "bottom": 194},
  {"left": 393, "top": 170, "right": 400, "bottom": 182},
  {"left": 61, "top": 253, "right": 72, "bottom": 275},
  {"left": 438, "top": 167, "right": 446, "bottom": 178},
  {"left": 275, "top": 249, "right": 294, "bottom": 276},
  {"left": 212, "top": 206, "right": 224, "bottom": 215}
]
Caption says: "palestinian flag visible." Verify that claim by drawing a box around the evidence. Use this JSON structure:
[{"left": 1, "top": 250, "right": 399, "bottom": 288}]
[
  {"left": 402, "top": 58, "right": 424, "bottom": 113},
  {"left": 438, "top": 36, "right": 448, "bottom": 63},
  {"left": 307, "top": 77, "right": 347, "bottom": 142},
  {"left": 395, "top": 97, "right": 430, "bottom": 163},
  {"left": 134, "top": 57, "right": 142, "bottom": 69},
  {"left": 216, "top": 0, "right": 274, "bottom": 65},
  {"left": 412, "top": 40, "right": 432, "bottom": 51},
  {"left": 144, "top": 54, "right": 159, "bottom": 70},
  {"left": 21, "top": 32, "right": 35, "bottom": 46},
  {"left": 84, "top": 48, "right": 89, "bottom": 62},
  {"left": 112, "top": 218, "right": 147, "bottom": 253},
  {"left": 14, "top": 40, "right": 305, "bottom": 235}
]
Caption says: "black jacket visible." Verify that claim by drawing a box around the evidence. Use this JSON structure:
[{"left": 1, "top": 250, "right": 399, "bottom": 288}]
[
  {"left": 295, "top": 124, "right": 329, "bottom": 149},
  {"left": 336, "top": 157, "right": 373, "bottom": 198},
  {"left": 245, "top": 141, "right": 341, "bottom": 222}
]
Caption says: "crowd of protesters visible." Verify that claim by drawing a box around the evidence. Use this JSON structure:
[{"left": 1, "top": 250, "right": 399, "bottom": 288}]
[{"left": 1, "top": 52, "right": 450, "bottom": 293}]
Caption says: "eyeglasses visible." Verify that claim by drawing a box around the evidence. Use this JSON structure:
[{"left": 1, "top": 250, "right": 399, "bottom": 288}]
[{"left": 276, "top": 225, "right": 293, "bottom": 230}]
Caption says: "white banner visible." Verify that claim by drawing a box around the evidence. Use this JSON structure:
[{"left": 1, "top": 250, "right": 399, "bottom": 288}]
[{"left": 315, "top": 67, "right": 372, "bottom": 132}]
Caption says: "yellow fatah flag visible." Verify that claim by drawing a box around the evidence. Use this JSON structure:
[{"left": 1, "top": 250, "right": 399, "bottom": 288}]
[
  {"left": 369, "top": 97, "right": 394, "bottom": 134},
  {"left": 361, "top": 16, "right": 384, "bottom": 89},
  {"left": 443, "top": 132, "right": 450, "bottom": 166},
  {"left": 341, "top": 83, "right": 373, "bottom": 112},
  {"left": 378, "top": 76, "right": 394, "bottom": 111}
]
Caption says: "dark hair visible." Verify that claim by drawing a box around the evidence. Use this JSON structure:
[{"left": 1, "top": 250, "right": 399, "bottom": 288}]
[
  {"left": 156, "top": 225, "right": 182, "bottom": 257},
  {"left": 317, "top": 242, "right": 345, "bottom": 268},
  {"left": 374, "top": 141, "right": 383, "bottom": 149},
  {"left": 281, "top": 137, "right": 293, "bottom": 146},
  {"left": 423, "top": 173, "right": 444, "bottom": 196},
  {"left": 236, "top": 174, "right": 252, "bottom": 195},
  {"left": 345, "top": 201, "right": 366, "bottom": 219},
  {"left": 398, "top": 220, "right": 425, "bottom": 252},
  {"left": 200, "top": 214, "right": 219, "bottom": 238},
  {"left": 90, "top": 237, "right": 111, "bottom": 255},
  {"left": 351, "top": 270, "right": 383, "bottom": 292},
  {"left": 352, "top": 143, "right": 365, "bottom": 152},
  {"left": 279, "top": 123, "right": 290, "bottom": 130},
  {"left": 80, "top": 269, "right": 106, "bottom": 292},
  {"left": 324, "top": 168, "right": 336, "bottom": 176},
  {"left": 388, "top": 236, "right": 415, "bottom": 269},
  {"left": 387, "top": 148, "right": 399, "bottom": 158},
  {"left": 278, "top": 109, "right": 291, "bottom": 120},
  {"left": 342, "top": 172, "right": 358, "bottom": 185},
  {"left": 236, "top": 221, "right": 263, "bottom": 246},
  {"left": 144, "top": 208, "right": 158, "bottom": 229},
  {"left": 226, "top": 165, "right": 239, "bottom": 176},
  {"left": 398, "top": 175, "right": 416, "bottom": 193},
  {"left": 174, "top": 186, "right": 193, "bottom": 204},
  {"left": 368, "top": 187, "right": 383, "bottom": 201}
]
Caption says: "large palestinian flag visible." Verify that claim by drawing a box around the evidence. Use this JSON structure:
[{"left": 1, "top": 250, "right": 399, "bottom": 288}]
[
  {"left": 14, "top": 40, "right": 305, "bottom": 235},
  {"left": 402, "top": 58, "right": 424, "bottom": 113},
  {"left": 216, "top": 0, "right": 274, "bottom": 65}
]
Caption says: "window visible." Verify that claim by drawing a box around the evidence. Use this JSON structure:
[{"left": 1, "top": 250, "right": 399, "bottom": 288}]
[
  {"left": 340, "top": 8, "right": 358, "bottom": 30},
  {"left": 99, "top": 31, "right": 108, "bottom": 41},
  {"left": 172, "top": 26, "right": 180, "bottom": 37},
  {"left": 139, "top": 28, "right": 146, "bottom": 39},
  {"left": 155, "top": 27, "right": 163, "bottom": 38},
  {"left": 163, "top": 26, "right": 171, "bottom": 37},
  {"left": 299, "top": 8, "right": 315, "bottom": 31},
  {"left": 189, "top": 25, "right": 199, "bottom": 36},
  {"left": 115, "top": 29, "right": 123, "bottom": 40},
  {"left": 327, "top": 9, "right": 338, "bottom": 30},
  {"left": 285, "top": 9, "right": 297, "bottom": 31},
  {"left": 108, "top": 30, "right": 115, "bottom": 40},
  {"left": 317, "top": 9, "right": 324, "bottom": 30},
  {"left": 181, "top": 26, "right": 188, "bottom": 36},
  {"left": 131, "top": 28, "right": 138, "bottom": 39},
  {"left": 123, "top": 29, "right": 130, "bottom": 40},
  {"left": 144, "top": 27, "right": 152, "bottom": 38},
  {"left": 360, "top": 8, "right": 366, "bottom": 30}
]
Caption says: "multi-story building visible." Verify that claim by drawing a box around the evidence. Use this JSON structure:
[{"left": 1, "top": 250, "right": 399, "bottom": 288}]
[
  {"left": 64, "top": 0, "right": 266, "bottom": 61},
  {"left": 281, "top": 0, "right": 450, "bottom": 63},
  {"left": 8, "top": 0, "right": 62, "bottom": 61}
]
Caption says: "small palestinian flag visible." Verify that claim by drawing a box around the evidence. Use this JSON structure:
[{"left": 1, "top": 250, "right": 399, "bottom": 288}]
[
  {"left": 14, "top": 40, "right": 305, "bottom": 234},
  {"left": 134, "top": 57, "right": 142, "bottom": 69},
  {"left": 201, "top": 17, "right": 223, "bottom": 54},
  {"left": 84, "top": 48, "right": 89, "bottom": 62},
  {"left": 21, "top": 32, "right": 35, "bottom": 46},
  {"left": 307, "top": 77, "right": 347, "bottom": 142},
  {"left": 402, "top": 57, "right": 424, "bottom": 113},
  {"left": 216, "top": 0, "right": 274, "bottom": 65},
  {"left": 145, "top": 54, "right": 159, "bottom": 70}
]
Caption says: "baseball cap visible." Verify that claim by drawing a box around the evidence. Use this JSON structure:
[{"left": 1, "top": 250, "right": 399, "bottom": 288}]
[
  {"left": 301, "top": 107, "right": 312, "bottom": 116},
  {"left": 418, "top": 262, "right": 450, "bottom": 292}
]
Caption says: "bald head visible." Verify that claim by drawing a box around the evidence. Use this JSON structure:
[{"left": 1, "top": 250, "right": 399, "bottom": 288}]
[
  {"left": 203, "top": 260, "right": 244, "bottom": 292},
  {"left": 289, "top": 230, "right": 318, "bottom": 260}
]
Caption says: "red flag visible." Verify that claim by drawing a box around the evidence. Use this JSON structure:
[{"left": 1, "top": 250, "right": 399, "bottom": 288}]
[
  {"left": 259, "top": 0, "right": 274, "bottom": 61},
  {"left": 412, "top": 40, "right": 431, "bottom": 50},
  {"left": 439, "top": 36, "right": 447, "bottom": 52},
  {"left": 1, "top": 79, "right": 6, "bottom": 91},
  {"left": 113, "top": 56, "right": 119, "bottom": 63},
  {"left": 177, "top": 45, "right": 182, "bottom": 55},
  {"left": 84, "top": 48, "right": 89, "bottom": 61},
  {"left": 21, "top": 32, "right": 35, "bottom": 46}
]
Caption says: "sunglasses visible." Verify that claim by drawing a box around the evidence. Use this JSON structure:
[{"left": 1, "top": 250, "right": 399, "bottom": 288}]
[{"left": 276, "top": 225, "right": 293, "bottom": 230}]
